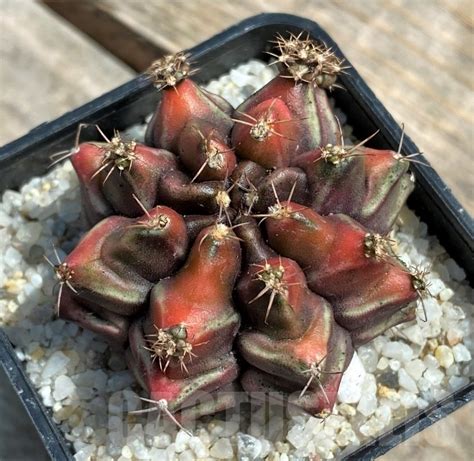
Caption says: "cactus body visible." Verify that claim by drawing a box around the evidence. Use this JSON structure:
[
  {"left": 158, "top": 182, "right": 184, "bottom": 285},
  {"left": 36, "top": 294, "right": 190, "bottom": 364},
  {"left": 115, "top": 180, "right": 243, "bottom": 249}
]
[
  {"left": 146, "top": 79, "right": 233, "bottom": 152},
  {"left": 57, "top": 206, "right": 188, "bottom": 343},
  {"left": 235, "top": 219, "right": 353, "bottom": 413},
  {"left": 59, "top": 36, "right": 422, "bottom": 419}
]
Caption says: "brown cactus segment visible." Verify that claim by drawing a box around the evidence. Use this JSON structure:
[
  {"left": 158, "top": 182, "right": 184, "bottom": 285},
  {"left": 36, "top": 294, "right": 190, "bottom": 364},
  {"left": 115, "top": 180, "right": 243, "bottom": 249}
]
[
  {"left": 128, "top": 223, "right": 241, "bottom": 418},
  {"left": 235, "top": 220, "right": 353, "bottom": 413},
  {"left": 231, "top": 161, "right": 308, "bottom": 215},
  {"left": 241, "top": 318, "right": 352, "bottom": 415},
  {"left": 178, "top": 120, "right": 236, "bottom": 182},
  {"left": 292, "top": 127, "right": 416, "bottom": 234},
  {"left": 51, "top": 206, "right": 188, "bottom": 342},
  {"left": 58, "top": 288, "right": 130, "bottom": 344},
  {"left": 238, "top": 281, "right": 353, "bottom": 413}
]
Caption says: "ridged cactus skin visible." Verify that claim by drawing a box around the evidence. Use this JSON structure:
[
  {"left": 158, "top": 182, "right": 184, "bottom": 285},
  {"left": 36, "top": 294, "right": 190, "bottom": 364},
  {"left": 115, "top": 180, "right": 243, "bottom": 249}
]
[
  {"left": 58, "top": 205, "right": 188, "bottom": 343},
  {"left": 57, "top": 34, "right": 425, "bottom": 420},
  {"left": 236, "top": 219, "right": 353, "bottom": 413},
  {"left": 233, "top": 78, "right": 341, "bottom": 163},
  {"left": 146, "top": 78, "right": 233, "bottom": 152},
  {"left": 263, "top": 202, "right": 419, "bottom": 343},
  {"left": 293, "top": 145, "right": 415, "bottom": 234},
  {"left": 127, "top": 224, "right": 241, "bottom": 418},
  {"left": 71, "top": 139, "right": 179, "bottom": 225}
]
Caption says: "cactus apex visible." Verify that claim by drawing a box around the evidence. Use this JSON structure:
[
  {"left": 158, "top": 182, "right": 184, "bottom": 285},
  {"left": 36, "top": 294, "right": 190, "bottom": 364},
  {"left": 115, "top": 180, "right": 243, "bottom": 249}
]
[
  {"left": 269, "top": 31, "right": 348, "bottom": 88},
  {"left": 146, "top": 51, "right": 195, "bottom": 90}
]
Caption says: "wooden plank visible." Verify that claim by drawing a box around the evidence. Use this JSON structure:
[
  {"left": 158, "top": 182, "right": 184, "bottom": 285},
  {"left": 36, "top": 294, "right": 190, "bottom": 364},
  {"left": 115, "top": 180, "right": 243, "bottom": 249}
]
[
  {"left": 79, "top": 0, "right": 473, "bottom": 213},
  {"left": 379, "top": 401, "right": 474, "bottom": 461},
  {"left": 42, "top": 0, "right": 165, "bottom": 71},
  {"left": 0, "top": 0, "right": 134, "bottom": 146}
]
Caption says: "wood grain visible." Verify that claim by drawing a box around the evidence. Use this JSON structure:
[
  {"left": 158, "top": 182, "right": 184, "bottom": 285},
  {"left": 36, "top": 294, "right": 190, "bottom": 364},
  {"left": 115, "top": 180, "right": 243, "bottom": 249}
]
[
  {"left": 380, "top": 401, "right": 474, "bottom": 461},
  {"left": 0, "top": 0, "right": 133, "bottom": 146},
  {"left": 86, "top": 0, "right": 474, "bottom": 213}
]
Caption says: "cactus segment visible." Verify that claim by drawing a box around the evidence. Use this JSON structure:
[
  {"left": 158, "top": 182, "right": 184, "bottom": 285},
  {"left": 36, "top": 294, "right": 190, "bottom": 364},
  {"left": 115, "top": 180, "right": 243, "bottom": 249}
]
[
  {"left": 235, "top": 77, "right": 340, "bottom": 159},
  {"left": 293, "top": 144, "right": 415, "bottom": 234},
  {"left": 264, "top": 203, "right": 418, "bottom": 336},
  {"left": 178, "top": 120, "right": 236, "bottom": 182},
  {"left": 71, "top": 139, "right": 178, "bottom": 225},
  {"left": 146, "top": 78, "right": 233, "bottom": 152},
  {"left": 128, "top": 224, "right": 242, "bottom": 417}
]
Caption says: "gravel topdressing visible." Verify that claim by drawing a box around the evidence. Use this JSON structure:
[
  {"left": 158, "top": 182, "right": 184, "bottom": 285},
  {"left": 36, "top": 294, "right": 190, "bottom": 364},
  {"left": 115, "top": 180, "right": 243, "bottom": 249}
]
[{"left": 0, "top": 60, "right": 472, "bottom": 461}]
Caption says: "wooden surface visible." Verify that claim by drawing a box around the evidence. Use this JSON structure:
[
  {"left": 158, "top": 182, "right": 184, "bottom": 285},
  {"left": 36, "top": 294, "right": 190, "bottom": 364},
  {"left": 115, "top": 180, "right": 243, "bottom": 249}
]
[
  {"left": 0, "top": 0, "right": 133, "bottom": 145},
  {"left": 0, "top": 1, "right": 472, "bottom": 460},
  {"left": 380, "top": 401, "right": 474, "bottom": 461}
]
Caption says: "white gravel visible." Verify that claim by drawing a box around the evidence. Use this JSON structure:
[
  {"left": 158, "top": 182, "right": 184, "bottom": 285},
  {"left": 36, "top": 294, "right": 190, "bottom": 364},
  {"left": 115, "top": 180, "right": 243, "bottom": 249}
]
[{"left": 0, "top": 59, "right": 472, "bottom": 461}]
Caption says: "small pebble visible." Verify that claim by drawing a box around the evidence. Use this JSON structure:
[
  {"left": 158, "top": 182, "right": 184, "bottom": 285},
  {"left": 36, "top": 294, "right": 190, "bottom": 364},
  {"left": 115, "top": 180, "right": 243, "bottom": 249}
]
[
  {"left": 405, "top": 359, "right": 426, "bottom": 381},
  {"left": 423, "top": 367, "right": 444, "bottom": 386},
  {"left": 398, "top": 368, "right": 418, "bottom": 393},
  {"left": 209, "top": 438, "right": 234, "bottom": 459},
  {"left": 452, "top": 344, "right": 472, "bottom": 362},
  {"left": 435, "top": 345, "right": 454, "bottom": 368},
  {"left": 337, "top": 353, "right": 366, "bottom": 404},
  {"left": 382, "top": 342, "right": 413, "bottom": 362}
]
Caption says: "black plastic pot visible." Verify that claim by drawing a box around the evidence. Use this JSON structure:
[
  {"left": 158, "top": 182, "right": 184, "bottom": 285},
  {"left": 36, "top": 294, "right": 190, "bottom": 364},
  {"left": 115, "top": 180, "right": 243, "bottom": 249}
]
[{"left": 0, "top": 13, "right": 472, "bottom": 461}]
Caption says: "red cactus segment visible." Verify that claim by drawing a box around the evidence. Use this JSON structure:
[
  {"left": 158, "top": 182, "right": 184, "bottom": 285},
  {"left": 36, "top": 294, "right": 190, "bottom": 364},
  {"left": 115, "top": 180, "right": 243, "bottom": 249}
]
[
  {"left": 238, "top": 285, "right": 353, "bottom": 414},
  {"left": 241, "top": 321, "right": 352, "bottom": 415},
  {"left": 235, "top": 77, "right": 340, "bottom": 159},
  {"left": 71, "top": 139, "right": 178, "bottom": 225},
  {"left": 235, "top": 221, "right": 353, "bottom": 414},
  {"left": 146, "top": 224, "right": 241, "bottom": 358},
  {"left": 128, "top": 224, "right": 241, "bottom": 418},
  {"left": 292, "top": 145, "right": 414, "bottom": 234},
  {"left": 264, "top": 202, "right": 418, "bottom": 336},
  {"left": 231, "top": 98, "right": 296, "bottom": 168},
  {"left": 56, "top": 206, "right": 188, "bottom": 344},
  {"left": 237, "top": 257, "right": 310, "bottom": 339},
  {"left": 146, "top": 79, "right": 233, "bottom": 152},
  {"left": 127, "top": 319, "right": 239, "bottom": 416},
  {"left": 177, "top": 120, "right": 236, "bottom": 181},
  {"left": 70, "top": 142, "right": 114, "bottom": 225}
]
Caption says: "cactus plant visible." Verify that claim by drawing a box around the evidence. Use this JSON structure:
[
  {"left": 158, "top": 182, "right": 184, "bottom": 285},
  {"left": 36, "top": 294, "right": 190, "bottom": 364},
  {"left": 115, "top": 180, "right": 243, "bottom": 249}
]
[{"left": 51, "top": 32, "right": 428, "bottom": 421}]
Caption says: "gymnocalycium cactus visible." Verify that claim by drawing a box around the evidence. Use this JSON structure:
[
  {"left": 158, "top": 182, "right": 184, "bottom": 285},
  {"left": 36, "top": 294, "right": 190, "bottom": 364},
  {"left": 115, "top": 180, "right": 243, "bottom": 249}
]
[{"left": 50, "top": 33, "right": 429, "bottom": 421}]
